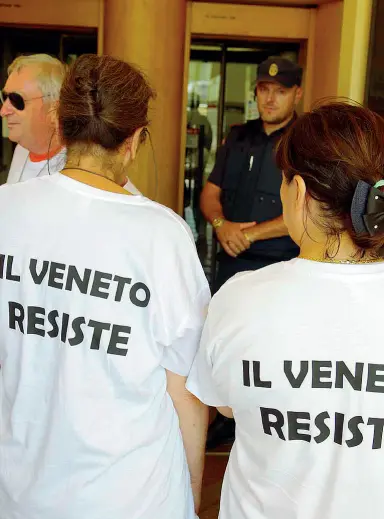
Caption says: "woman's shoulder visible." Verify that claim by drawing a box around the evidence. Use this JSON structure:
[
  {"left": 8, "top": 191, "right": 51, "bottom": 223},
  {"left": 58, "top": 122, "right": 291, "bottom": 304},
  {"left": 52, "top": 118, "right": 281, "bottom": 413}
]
[
  {"left": 139, "top": 198, "right": 196, "bottom": 244},
  {"left": 213, "top": 259, "right": 300, "bottom": 304},
  {"left": 227, "top": 260, "right": 295, "bottom": 287}
]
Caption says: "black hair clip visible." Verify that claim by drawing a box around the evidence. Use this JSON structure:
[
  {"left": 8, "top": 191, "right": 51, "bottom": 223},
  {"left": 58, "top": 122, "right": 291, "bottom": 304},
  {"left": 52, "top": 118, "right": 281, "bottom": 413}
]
[{"left": 351, "top": 180, "right": 384, "bottom": 236}]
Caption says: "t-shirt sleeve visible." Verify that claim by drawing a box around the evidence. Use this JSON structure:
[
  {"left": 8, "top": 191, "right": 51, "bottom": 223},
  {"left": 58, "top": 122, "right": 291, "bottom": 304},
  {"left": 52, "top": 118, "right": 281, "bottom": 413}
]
[
  {"left": 208, "top": 127, "right": 239, "bottom": 187},
  {"left": 186, "top": 311, "right": 228, "bottom": 407},
  {"left": 152, "top": 218, "right": 211, "bottom": 377},
  {"left": 160, "top": 287, "right": 210, "bottom": 376}
]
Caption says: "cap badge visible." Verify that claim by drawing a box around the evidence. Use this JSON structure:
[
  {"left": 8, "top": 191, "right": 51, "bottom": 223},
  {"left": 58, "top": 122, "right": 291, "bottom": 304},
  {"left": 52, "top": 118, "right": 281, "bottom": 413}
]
[{"left": 269, "top": 63, "right": 278, "bottom": 77}]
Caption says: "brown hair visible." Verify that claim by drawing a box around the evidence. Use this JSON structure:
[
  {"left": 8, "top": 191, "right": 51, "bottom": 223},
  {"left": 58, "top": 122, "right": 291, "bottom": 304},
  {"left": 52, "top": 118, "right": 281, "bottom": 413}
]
[
  {"left": 58, "top": 54, "right": 155, "bottom": 150},
  {"left": 276, "top": 101, "right": 384, "bottom": 255}
]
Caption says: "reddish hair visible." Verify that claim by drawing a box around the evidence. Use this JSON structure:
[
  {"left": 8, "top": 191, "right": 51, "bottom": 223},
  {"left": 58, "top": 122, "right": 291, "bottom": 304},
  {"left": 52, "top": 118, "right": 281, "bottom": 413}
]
[{"left": 276, "top": 101, "right": 384, "bottom": 254}]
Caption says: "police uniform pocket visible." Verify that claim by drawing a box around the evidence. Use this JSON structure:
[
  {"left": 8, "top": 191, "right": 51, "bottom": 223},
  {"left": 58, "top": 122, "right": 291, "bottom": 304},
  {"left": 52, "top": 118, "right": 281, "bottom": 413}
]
[
  {"left": 220, "top": 149, "right": 250, "bottom": 220},
  {"left": 221, "top": 149, "right": 249, "bottom": 190},
  {"left": 251, "top": 192, "right": 283, "bottom": 223}
]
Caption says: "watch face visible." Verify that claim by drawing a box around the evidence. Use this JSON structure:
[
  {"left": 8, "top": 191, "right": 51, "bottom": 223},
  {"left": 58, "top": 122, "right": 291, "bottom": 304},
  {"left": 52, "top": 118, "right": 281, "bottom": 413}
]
[{"left": 213, "top": 218, "right": 224, "bottom": 228}]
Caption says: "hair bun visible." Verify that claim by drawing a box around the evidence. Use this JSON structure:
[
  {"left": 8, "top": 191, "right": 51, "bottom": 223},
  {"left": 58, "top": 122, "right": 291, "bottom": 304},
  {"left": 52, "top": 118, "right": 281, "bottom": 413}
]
[
  {"left": 89, "top": 87, "right": 102, "bottom": 117},
  {"left": 73, "top": 66, "right": 101, "bottom": 118},
  {"left": 89, "top": 69, "right": 102, "bottom": 116},
  {"left": 59, "top": 54, "right": 155, "bottom": 150}
]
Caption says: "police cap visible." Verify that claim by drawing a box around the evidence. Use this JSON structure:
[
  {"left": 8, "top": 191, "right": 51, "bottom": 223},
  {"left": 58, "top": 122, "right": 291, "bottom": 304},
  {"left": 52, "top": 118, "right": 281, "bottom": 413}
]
[{"left": 257, "top": 57, "right": 303, "bottom": 88}]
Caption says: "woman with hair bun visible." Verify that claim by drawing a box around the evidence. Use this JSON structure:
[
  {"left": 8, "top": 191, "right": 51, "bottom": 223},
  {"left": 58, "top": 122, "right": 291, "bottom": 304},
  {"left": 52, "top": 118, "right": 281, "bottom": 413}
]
[
  {"left": 0, "top": 54, "right": 209, "bottom": 519},
  {"left": 187, "top": 102, "right": 384, "bottom": 519}
]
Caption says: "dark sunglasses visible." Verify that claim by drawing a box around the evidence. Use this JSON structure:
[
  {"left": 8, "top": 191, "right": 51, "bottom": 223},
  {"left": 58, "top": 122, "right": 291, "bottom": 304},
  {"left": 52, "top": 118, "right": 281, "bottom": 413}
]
[{"left": 0, "top": 90, "right": 45, "bottom": 111}]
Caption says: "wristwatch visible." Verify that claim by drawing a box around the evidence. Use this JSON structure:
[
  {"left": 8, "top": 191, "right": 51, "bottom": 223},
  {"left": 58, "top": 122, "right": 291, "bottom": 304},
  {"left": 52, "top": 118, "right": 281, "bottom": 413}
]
[{"left": 212, "top": 217, "right": 225, "bottom": 229}]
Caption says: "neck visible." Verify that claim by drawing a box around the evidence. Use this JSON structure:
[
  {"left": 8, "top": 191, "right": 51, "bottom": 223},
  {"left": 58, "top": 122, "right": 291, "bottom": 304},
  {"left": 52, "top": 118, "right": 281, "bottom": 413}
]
[
  {"left": 61, "top": 168, "right": 130, "bottom": 195},
  {"left": 62, "top": 155, "right": 129, "bottom": 194},
  {"left": 28, "top": 133, "right": 62, "bottom": 156},
  {"left": 70, "top": 157, "right": 116, "bottom": 182},
  {"left": 299, "top": 232, "right": 372, "bottom": 262},
  {"left": 263, "top": 113, "right": 294, "bottom": 136}
]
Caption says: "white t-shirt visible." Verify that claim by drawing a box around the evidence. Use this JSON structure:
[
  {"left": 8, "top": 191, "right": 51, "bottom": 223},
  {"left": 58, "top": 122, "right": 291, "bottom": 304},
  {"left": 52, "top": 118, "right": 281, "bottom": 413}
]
[
  {"left": 0, "top": 174, "right": 210, "bottom": 519},
  {"left": 187, "top": 258, "right": 384, "bottom": 519},
  {"left": 6, "top": 144, "right": 140, "bottom": 194}
]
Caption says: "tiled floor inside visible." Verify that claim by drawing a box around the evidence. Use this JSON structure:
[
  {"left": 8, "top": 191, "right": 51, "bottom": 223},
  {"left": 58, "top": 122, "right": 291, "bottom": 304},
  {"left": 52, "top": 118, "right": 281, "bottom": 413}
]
[{"left": 199, "top": 450, "right": 229, "bottom": 519}]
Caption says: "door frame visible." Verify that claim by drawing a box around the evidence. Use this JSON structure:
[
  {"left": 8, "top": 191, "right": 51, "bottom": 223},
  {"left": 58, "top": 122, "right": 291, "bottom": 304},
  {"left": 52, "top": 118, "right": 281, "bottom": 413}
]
[{"left": 178, "top": 1, "right": 315, "bottom": 214}]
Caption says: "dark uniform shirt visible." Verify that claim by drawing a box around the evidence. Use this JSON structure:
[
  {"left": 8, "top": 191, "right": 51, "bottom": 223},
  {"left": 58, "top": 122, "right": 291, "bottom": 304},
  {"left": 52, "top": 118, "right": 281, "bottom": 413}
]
[{"left": 209, "top": 117, "right": 299, "bottom": 262}]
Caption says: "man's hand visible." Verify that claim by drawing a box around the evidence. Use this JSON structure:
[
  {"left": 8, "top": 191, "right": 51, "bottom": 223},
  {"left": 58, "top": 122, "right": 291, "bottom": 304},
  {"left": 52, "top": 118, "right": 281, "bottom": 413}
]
[{"left": 216, "top": 220, "right": 256, "bottom": 257}]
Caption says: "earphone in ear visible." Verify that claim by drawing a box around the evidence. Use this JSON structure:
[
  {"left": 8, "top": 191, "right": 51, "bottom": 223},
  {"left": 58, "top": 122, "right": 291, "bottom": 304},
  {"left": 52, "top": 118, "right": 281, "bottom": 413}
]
[{"left": 140, "top": 127, "right": 149, "bottom": 143}]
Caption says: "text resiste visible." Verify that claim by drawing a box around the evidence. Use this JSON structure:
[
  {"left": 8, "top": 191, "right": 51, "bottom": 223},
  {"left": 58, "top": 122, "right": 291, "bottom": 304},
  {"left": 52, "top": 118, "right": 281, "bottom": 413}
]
[{"left": 1, "top": 254, "right": 151, "bottom": 356}]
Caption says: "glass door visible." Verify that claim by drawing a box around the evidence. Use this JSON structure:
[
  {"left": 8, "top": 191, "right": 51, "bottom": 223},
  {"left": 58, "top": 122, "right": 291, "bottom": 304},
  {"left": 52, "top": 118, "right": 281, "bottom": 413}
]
[
  {"left": 184, "top": 44, "right": 221, "bottom": 271},
  {"left": 184, "top": 40, "right": 300, "bottom": 285}
]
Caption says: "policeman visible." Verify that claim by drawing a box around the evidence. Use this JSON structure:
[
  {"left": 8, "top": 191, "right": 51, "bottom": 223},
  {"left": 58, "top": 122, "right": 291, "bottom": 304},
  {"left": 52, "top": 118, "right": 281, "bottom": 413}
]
[
  {"left": 200, "top": 57, "right": 303, "bottom": 449},
  {"left": 201, "top": 57, "right": 303, "bottom": 293}
]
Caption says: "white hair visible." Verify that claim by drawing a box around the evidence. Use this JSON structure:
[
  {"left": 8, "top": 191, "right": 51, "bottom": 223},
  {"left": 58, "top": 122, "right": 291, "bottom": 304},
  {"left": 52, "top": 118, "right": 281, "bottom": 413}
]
[{"left": 8, "top": 54, "right": 67, "bottom": 101}]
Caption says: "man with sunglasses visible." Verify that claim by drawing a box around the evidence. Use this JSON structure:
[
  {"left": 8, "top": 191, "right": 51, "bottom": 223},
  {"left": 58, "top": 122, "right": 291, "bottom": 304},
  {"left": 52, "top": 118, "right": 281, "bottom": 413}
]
[
  {"left": 1, "top": 54, "right": 139, "bottom": 193},
  {"left": 1, "top": 54, "right": 67, "bottom": 183}
]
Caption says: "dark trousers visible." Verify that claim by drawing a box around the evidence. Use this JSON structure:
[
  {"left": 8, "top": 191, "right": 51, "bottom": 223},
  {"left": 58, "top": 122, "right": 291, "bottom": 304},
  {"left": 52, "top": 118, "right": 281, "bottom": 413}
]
[{"left": 214, "top": 253, "right": 276, "bottom": 294}]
